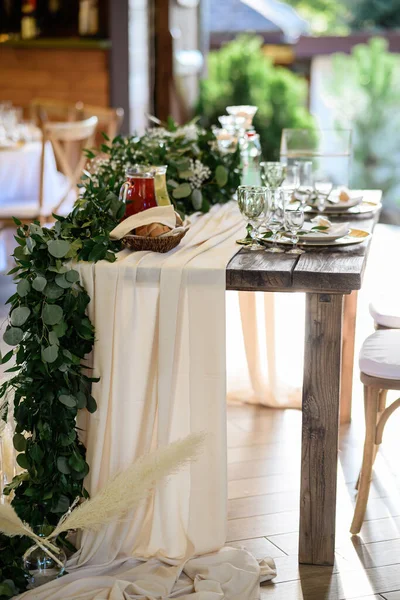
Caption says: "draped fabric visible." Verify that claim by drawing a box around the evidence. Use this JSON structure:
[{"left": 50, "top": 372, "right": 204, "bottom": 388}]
[{"left": 17, "top": 202, "right": 276, "bottom": 599}]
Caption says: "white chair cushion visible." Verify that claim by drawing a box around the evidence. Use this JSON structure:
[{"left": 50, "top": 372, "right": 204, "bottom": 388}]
[
  {"left": 359, "top": 329, "right": 400, "bottom": 380},
  {"left": 369, "top": 298, "right": 400, "bottom": 329}
]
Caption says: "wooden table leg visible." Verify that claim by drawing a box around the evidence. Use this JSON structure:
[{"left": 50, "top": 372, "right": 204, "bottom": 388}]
[
  {"left": 299, "top": 293, "right": 343, "bottom": 566},
  {"left": 340, "top": 291, "right": 358, "bottom": 424}
]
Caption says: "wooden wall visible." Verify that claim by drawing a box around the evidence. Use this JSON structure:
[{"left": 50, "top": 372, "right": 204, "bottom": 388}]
[{"left": 0, "top": 47, "right": 110, "bottom": 110}]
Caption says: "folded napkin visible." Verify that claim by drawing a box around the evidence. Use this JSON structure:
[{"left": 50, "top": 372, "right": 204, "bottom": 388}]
[
  {"left": 110, "top": 205, "right": 177, "bottom": 240},
  {"left": 311, "top": 216, "right": 350, "bottom": 238}
]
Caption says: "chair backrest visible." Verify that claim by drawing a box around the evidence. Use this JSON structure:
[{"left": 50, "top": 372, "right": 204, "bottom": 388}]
[
  {"left": 30, "top": 98, "right": 80, "bottom": 126},
  {"left": 40, "top": 116, "right": 98, "bottom": 216},
  {"left": 76, "top": 103, "right": 124, "bottom": 142}
]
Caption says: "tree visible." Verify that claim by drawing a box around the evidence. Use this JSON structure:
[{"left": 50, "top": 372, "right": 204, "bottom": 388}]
[
  {"left": 196, "top": 35, "right": 315, "bottom": 161},
  {"left": 351, "top": 0, "right": 400, "bottom": 30},
  {"left": 284, "top": 0, "right": 350, "bottom": 34}
]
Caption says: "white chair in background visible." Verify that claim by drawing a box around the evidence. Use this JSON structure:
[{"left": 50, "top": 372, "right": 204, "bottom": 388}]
[
  {"left": 351, "top": 328, "right": 400, "bottom": 534},
  {"left": 369, "top": 297, "right": 400, "bottom": 329}
]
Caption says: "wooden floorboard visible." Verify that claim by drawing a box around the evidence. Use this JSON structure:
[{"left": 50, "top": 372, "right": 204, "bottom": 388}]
[{"left": 226, "top": 400, "right": 400, "bottom": 599}]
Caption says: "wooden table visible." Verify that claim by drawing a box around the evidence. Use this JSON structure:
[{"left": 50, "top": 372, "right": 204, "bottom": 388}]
[{"left": 225, "top": 191, "right": 382, "bottom": 567}]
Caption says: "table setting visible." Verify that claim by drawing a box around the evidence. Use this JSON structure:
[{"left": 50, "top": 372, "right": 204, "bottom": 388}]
[{"left": 0, "top": 105, "right": 382, "bottom": 599}]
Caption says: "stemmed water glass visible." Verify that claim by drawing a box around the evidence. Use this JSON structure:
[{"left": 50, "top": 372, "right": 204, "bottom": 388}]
[
  {"left": 314, "top": 173, "right": 333, "bottom": 212},
  {"left": 284, "top": 208, "right": 305, "bottom": 254},
  {"left": 265, "top": 190, "right": 285, "bottom": 253},
  {"left": 237, "top": 186, "right": 269, "bottom": 250},
  {"left": 260, "top": 162, "right": 286, "bottom": 192},
  {"left": 295, "top": 160, "right": 313, "bottom": 207}
]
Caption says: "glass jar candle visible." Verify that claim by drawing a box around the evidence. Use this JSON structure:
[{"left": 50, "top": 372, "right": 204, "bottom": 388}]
[
  {"left": 119, "top": 168, "right": 157, "bottom": 219},
  {"left": 151, "top": 166, "right": 170, "bottom": 206}
]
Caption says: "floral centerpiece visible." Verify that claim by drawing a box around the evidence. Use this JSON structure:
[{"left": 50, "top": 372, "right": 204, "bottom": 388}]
[{"left": 85, "top": 117, "right": 242, "bottom": 217}]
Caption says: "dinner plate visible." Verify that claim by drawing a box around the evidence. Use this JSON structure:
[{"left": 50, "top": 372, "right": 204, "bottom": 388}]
[
  {"left": 306, "top": 201, "right": 381, "bottom": 216},
  {"left": 298, "top": 222, "right": 350, "bottom": 242},
  {"left": 262, "top": 228, "right": 370, "bottom": 248}
]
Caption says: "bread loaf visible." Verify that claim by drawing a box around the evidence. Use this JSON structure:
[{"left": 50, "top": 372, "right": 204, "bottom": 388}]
[{"left": 135, "top": 223, "right": 172, "bottom": 238}]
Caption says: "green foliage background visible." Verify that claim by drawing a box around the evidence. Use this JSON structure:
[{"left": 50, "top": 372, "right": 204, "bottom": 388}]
[{"left": 196, "top": 36, "right": 315, "bottom": 161}]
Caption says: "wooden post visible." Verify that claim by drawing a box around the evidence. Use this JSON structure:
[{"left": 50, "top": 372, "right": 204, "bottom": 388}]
[
  {"left": 299, "top": 293, "right": 343, "bottom": 566},
  {"left": 340, "top": 290, "right": 358, "bottom": 424},
  {"left": 154, "top": 0, "right": 173, "bottom": 121}
]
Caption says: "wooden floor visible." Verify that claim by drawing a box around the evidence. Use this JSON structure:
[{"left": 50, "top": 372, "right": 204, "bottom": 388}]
[{"left": 226, "top": 399, "right": 400, "bottom": 600}]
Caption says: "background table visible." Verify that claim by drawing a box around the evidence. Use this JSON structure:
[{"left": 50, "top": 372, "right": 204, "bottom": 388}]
[{"left": 226, "top": 190, "right": 382, "bottom": 567}]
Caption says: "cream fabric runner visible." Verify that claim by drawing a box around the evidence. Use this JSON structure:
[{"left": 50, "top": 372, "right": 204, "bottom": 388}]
[{"left": 18, "top": 201, "right": 276, "bottom": 599}]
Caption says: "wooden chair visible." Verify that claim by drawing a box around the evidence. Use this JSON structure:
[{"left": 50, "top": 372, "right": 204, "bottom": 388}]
[
  {"left": 0, "top": 116, "right": 98, "bottom": 227},
  {"left": 351, "top": 329, "right": 400, "bottom": 534},
  {"left": 29, "top": 98, "right": 81, "bottom": 126},
  {"left": 76, "top": 103, "right": 124, "bottom": 142}
]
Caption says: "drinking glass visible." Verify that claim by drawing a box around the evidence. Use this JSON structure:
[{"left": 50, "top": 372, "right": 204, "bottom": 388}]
[
  {"left": 314, "top": 173, "right": 333, "bottom": 212},
  {"left": 260, "top": 162, "right": 286, "bottom": 191},
  {"left": 280, "top": 128, "right": 352, "bottom": 187},
  {"left": 284, "top": 209, "right": 305, "bottom": 255},
  {"left": 238, "top": 186, "right": 269, "bottom": 250},
  {"left": 265, "top": 190, "right": 284, "bottom": 253},
  {"left": 295, "top": 160, "right": 313, "bottom": 207},
  {"left": 281, "top": 164, "right": 299, "bottom": 207}
]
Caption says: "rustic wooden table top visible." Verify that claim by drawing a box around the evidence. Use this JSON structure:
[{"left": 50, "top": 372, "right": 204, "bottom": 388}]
[{"left": 226, "top": 190, "right": 382, "bottom": 294}]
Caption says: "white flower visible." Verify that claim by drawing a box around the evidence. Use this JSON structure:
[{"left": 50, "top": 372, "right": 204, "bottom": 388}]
[{"left": 188, "top": 159, "right": 211, "bottom": 189}]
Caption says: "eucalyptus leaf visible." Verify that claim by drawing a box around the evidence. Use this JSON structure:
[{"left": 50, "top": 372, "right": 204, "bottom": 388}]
[
  {"left": 59, "top": 394, "right": 76, "bottom": 408},
  {"left": 13, "top": 433, "right": 27, "bottom": 452},
  {"left": 56, "top": 457, "right": 71, "bottom": 475},
  {"left": 17, "top": 279, "right": 30, "bottom": 298},
  {"left": 42, "top": 304, "right": 63, "bottom": 326},
  {"left": 53, "top": 494, "right": 71, "bottom": 514},
  {"left": 41, "top": 344, "right": 59, "bottom": 363},
  {"left": 16, "top": 453, "right": 29, "bottom": 470},
  {"left": 172, "top": 183, "right": 192, "bottom": 199},
  {"left": 3, "top": 326, "right": 24, "bottom": 346},
  {"left": 215, "top": 165, "right": 228, "bottom": 187},
  {"left": 55, "top": 273, "right": 72, "bottom": 289},
  {"left": 44, "top": 282, "right": 65, "bottom": 299},
  {"left": 65, "top": 269, "right": 80, "bottom": 283},
  {"left": 191, "top": 189, "right": 203, "bottom": 210},
  {"left": 10, "top": 306, "right": 30, "bottom": 326},
  {"left": 32, "top": 276, "right": 47, "bottom": 292},
  {"left": 49, "top": 330, "right": 59, "bottom": 346},
  {"left": 47, "top": 240, "right": 71, "bottom": 258},
  {"left": 86, "top": 395, "right": 97, "bottom": 413}
]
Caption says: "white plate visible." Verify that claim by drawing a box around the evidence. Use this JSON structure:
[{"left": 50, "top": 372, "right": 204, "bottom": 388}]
[
  {"left": 271, "top": 228, "right": 371, "bottom": 247},
  {"left": 295, "top": 222, "right": 350, "bottom": 242}
]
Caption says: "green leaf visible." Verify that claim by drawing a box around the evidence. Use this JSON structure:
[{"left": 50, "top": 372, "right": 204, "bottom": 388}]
[
  {"left": 1, "top": 350, "right": 13, "bottom": 364},
  {"left": 3, "top": 326, "right": 24, "bottom": 346},
  {"left": 172, "top": 183, "right": 192, "bottom": 199},
  {"left": 30, "top": 444, "right": 44, "bottom": 463},
  {"left": 191, "top": 189, "right": 203, "bottom": 210},
  {"left": 56, "top": 457, "right": 71, "bottom": 475},
  {"left": 53, "top": 493, "right": 71, "bottom": 513},
  {"left": 55, "top": 273, "right": 72, "bottom": 289},
  {"left": 17, "top": 279, "right": 31, "bottom": 298},
  {"left": 41, "top": 344, "right": 59, "bottom": 363},
  {"left": 86, "top": 395, "right": 97, "bottom": 413},
  {"left": 0, "top": 582, "right": 14, "bottom": 597},
  {"left": 32, "top": 275, "right": 47, "bottom": 292},
  {"left": 10, "top": 306, "right": 30, "bottom": 327},
  {"left": 69, "top": 452, "right": 86, "bottom": 473},
  {"left": 76, "top": 391, "right": 87, "bottom": 409},
  {"left": 88, "top": 243, "right": 107, "bottom": 262},
  {"left": 29, "top": 223, "right": 43, "bottom": 237},
  {"left": 65, "top": 269, "right": 80, "bottom": 283},
  {"left": 44, "top": 282, "right": 65, "bottom": 300},
  {"left": 13, "top": 433, "right": 27, "bottom": 452},
  {"left": 53, "top": 320, "right": 67, "bottom": 337},
  {"left": 215, "top": 165, "right": 228, "bottom": 187},
  {"left": 47, "top": 239, "right": 71, "bottom": 258},
  {"left": 42, "top": 304, "right": 63, "bottom": 326},
  {"left": 12, "top": 216, "right": 22, "bottom": 226},
  {"left": 16, "top": 453, "right": 29, "bottom": 470},
  {"left": 59, "top": 394, "right": 76, "bottom": 408},
  {"left": 49, "top": 330, "right": 59, "bottom": 346}
]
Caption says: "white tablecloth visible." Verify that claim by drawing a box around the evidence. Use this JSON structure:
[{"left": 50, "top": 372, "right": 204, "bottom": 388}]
[
  {"left": 0, "top": 141, "right": 71, "bottom": 216},
  {"left": 18, "top": 202, "right": 276, "bottom": 599}
]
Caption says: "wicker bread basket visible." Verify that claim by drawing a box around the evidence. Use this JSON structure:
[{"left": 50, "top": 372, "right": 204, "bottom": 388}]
[{"left": 122, "top": 214, "right": 188, "bottom": 253}]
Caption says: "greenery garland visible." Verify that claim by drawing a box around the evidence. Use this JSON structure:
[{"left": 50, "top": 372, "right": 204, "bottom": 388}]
[{"left": 0, "top": 120, "right": 241, "bottom": 598}]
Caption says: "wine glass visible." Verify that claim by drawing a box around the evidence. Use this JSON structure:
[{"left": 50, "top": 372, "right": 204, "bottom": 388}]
[
  {"left": 284, "top": 208, "right": 305, "bottom": 255},
  {"left": 265, "top": 190, "right": 284, "bottom": 253},
  {"left": 281, "top": 164, "right": 300, "bottom": 207},
  {"left": 238, "top": 186, "right": 268, "bottom": 251},
  {"left": 295, "top": 160, "right": 313, "bottom": 207},
  {"left": 260, "top": 162, "right": 286, "bottom": 191},
  {"left": 314, "top": 173, "right": 333, "bottom": 212}
]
